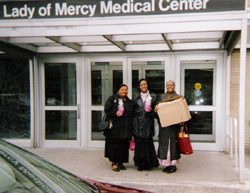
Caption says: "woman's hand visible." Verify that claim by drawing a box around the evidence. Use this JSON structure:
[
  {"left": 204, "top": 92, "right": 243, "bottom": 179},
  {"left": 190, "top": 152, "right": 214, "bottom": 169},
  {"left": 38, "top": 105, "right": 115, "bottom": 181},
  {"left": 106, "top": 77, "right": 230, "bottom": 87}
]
[
  {"left": 116, "top": 111, "right": 121, "bottom": 117},
  {"left": 154, "top": 105, "right": 159, "bottom": 112}
]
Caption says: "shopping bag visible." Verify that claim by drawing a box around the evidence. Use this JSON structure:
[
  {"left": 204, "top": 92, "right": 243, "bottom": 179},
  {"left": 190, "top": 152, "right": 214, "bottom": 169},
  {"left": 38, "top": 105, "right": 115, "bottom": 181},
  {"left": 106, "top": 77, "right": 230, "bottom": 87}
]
[{"left": 178, "top": 124, "right": 193, "bottom": 155}]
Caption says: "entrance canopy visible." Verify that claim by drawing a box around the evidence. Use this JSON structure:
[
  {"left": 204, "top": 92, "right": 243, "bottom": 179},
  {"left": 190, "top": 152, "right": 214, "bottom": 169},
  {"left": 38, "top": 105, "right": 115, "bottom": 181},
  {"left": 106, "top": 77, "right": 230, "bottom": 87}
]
[
  {"left": 0, "top": 0, "right": 247, "bottom": 56},
  {"left": 0, "top": 15, "right": 244, "bottom": 56}
]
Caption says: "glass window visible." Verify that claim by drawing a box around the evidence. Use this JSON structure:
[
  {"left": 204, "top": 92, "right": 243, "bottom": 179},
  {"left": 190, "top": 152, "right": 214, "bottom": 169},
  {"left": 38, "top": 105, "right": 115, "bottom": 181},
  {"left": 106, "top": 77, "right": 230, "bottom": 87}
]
[
  {"left": 91, "top": 70, "right": 102, "bottom": 105},
  {"left": 91, "top": 111, "right": 103, "bottom": 140},
  {"left": 45, "top": 63, "right": 76, "bottom": 106},
  {"left": 145, "top": 70, "right": 165, "bottom": 96},
  {"left": 184, "top": 69, "right": 214, "bottom": 106},
  {"left": 186, "top": 111, "right": 213, "bottom": 135},
  {"left": 91, "top": 62, "right": 123, "bottom": 106},
  {"left": 45, "top": 111, "right": 77, "bottom": 140},
  {"left": 0, "top": 58, "right": 30, "bottom": 139},
  {"left": 132, "top": 61, "right": 165, "bottom": 98}
]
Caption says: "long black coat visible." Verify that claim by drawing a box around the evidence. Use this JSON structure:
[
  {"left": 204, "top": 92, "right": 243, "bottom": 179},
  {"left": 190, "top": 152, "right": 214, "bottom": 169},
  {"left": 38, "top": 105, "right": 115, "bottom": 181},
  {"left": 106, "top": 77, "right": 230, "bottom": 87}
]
[
  {"left": 104, "top": 95, "right": 133, "bottom": 139},
  {"left": 133, "top": 92, "right": 157, "bottom": 138}
]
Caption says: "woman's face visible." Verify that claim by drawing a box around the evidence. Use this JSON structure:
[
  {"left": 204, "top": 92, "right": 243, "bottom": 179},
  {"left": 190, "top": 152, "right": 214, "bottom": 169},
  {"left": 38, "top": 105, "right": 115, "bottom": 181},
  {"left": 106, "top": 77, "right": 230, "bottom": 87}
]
[
  {"left": 118, "top": 86, "right": 128, "bottom": 98},
  {"left": 166, "top": 81, "right": 175, "bottom": 93},
  {"left": 139, "top": 80, "right": 148, "bottom": 93}
]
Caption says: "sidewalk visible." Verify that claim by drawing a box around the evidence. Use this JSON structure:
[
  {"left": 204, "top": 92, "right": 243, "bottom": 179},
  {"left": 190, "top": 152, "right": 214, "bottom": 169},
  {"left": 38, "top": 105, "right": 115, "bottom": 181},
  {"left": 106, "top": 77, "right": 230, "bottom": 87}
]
[{"left": 26, "top": 148, "right": 250, "bottom": 193}]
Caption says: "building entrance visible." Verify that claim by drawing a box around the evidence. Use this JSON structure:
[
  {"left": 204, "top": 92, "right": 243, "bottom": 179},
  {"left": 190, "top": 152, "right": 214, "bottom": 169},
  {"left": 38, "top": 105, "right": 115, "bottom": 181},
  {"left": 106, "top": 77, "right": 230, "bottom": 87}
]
[{"left": 88, "top": 53, "right": 225, "bottom": 151}]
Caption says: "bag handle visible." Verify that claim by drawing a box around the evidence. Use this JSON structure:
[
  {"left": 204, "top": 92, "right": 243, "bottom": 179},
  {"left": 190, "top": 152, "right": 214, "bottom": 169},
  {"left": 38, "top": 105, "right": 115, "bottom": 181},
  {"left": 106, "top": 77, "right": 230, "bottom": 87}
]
[
  {"left": 102, "top": 113, "right": 106, "bottom": 121},
  {"left": 178, "top": 123, "right": 189, "bottom": 138}
]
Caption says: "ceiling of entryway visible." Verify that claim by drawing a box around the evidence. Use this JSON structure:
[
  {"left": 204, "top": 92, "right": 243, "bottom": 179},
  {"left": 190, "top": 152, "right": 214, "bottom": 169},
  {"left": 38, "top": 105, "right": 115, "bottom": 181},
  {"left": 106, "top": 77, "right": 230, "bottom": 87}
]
[{"left": 0, "top": 30, "right": 242, "bottom": 57}]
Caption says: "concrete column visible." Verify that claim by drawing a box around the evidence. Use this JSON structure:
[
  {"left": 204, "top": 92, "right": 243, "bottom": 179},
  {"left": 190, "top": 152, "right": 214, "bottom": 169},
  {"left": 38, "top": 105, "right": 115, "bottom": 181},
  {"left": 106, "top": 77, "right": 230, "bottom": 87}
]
[{"left": 239, "top": 18, "right": 247, "bottom": 184}]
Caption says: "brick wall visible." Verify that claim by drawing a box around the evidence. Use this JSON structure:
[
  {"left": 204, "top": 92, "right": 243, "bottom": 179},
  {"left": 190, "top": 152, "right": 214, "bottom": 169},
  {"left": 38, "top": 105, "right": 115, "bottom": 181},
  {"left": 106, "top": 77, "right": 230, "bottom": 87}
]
[{"left": 230, "top": 50, "right": 250, "bottom": 152}]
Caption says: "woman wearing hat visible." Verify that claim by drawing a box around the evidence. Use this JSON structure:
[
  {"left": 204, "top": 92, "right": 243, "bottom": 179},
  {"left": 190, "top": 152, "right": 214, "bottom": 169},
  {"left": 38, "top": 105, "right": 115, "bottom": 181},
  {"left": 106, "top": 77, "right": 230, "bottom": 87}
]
[{"left": 103, "top": 84, "right": 134, "bottom": 172}]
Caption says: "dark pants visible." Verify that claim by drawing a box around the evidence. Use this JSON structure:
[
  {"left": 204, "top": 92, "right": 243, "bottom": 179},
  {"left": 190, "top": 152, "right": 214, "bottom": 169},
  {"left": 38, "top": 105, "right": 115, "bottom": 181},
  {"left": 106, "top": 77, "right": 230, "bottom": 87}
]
[{"left": 158, "top": 124, "right": 181, "bottom": 161}]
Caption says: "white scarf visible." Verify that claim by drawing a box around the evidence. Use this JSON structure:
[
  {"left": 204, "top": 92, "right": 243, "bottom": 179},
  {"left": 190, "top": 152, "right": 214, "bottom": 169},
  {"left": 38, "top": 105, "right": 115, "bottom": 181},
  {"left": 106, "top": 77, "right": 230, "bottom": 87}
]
[{"left": 141, "top": 91, "right": 149, "bottom": 102}]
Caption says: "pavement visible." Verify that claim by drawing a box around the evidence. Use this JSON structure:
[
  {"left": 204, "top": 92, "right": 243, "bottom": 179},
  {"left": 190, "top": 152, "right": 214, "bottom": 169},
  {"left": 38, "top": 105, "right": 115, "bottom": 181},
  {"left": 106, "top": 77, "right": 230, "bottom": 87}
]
[{"left": 25, "top": 147, "right": 250, "bottom": 193}]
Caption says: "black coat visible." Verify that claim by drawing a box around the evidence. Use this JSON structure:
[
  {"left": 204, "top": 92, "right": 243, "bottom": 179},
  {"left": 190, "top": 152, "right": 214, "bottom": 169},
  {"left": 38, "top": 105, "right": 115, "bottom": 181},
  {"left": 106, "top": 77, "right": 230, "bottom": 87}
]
[
  {"left": 133, "top": 92, "right": 158, "bottom": 138},
  {"left": 104, "top": 95, "right": 133, "bottom": 139},
  {"left": 157, "top": 91, "right": 181, "bottom": 160}
]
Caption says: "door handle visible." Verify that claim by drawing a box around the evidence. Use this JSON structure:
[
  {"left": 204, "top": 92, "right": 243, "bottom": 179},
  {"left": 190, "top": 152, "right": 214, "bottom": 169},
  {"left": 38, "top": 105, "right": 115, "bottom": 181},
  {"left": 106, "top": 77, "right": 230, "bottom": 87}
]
[{"left": 77, "top": 104, "right": 80, "bottom": 119}]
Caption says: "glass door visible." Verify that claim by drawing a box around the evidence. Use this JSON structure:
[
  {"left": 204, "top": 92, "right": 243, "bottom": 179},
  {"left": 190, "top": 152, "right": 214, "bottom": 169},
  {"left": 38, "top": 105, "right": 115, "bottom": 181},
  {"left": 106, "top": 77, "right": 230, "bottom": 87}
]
[
  {"left": 180, "top": 60, "right": 217, "bottom": 142},
  {"left": 41, "top": 58, "right": 80, "bottom": 147},
  {"left": 88, "top": 59, "right": 124, "bottom": 147}
]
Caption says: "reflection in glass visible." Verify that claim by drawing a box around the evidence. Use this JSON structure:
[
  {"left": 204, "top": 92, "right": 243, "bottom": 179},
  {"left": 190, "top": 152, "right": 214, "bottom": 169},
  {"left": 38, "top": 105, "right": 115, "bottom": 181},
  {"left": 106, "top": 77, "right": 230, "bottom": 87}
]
[
  {"left": 146, "top": 70, "right": 164, "bottom": 96},
  {"left": 0, "top": 58, "right": 30, "bottom": 138},
  {"left": 45, "top": 63, "right": 76, "bottom": 106},
  {"left": 45, "top": 111, "right": 77, "bottom": 140},
  {"left": 132, "top": 61, "right": 165, "bottom": 98},
  {"left": 91, "top": 62, "right": 123, "bottom": 106},
  {"left": 132, "top": 70, "right": 139, "bottom": 96},
  {"left": 184, "top": 69, "right": 213, "bottom": 105},
  {"left": 91, "top": 111, "right": 105, "bottom": 140},
  {"left": 186, "top": 111, "right": 213, "bottom": 140},
  {"left": 91, "top": 70, "right": 102, "bottom": 105},
  {"left": 113, "top": 70, "right": 122, "bottom": 95}
]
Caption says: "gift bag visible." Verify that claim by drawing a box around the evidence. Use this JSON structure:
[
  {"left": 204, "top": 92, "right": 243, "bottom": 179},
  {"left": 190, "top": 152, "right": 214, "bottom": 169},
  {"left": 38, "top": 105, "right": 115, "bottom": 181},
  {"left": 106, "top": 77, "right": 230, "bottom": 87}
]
[
  {"left": 129, "top": 140, "right": 135, "bottom": 151},
  {"left": 178, "top": 124, "right": 193, "bottom": 155}
]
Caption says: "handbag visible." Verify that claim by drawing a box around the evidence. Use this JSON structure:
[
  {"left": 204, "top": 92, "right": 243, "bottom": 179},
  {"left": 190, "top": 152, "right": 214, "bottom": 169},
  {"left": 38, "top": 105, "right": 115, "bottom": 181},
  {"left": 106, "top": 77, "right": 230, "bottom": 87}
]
[
  {"left": 98, "top": 114, "right": 112, "bottom": 131},
  {"left": 178, "top": 123, "right": 193, "bottom": 155},
  {"left": 129, "top": 140, "right": 135, "bottom": 151}
]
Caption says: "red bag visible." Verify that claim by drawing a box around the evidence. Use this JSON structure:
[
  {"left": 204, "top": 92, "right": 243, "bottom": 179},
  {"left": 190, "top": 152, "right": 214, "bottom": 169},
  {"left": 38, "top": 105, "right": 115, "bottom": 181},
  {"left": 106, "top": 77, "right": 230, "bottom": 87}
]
[
  {"left": 178, "top": 124, "right": 193, "bottom": 155},
  {"left": 129, "top": 140, "right": 135, "bottom": 151}
]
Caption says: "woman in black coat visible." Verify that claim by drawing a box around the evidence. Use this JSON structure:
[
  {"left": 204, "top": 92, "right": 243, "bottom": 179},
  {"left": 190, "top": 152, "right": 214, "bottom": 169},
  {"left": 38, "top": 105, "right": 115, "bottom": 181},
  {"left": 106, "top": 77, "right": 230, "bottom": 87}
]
[
  {"left": 104, "top": 84, "right": 134, "bottom": 172},
  {"left": 133, "top": 79, "right": 159, "bottom": 171}
]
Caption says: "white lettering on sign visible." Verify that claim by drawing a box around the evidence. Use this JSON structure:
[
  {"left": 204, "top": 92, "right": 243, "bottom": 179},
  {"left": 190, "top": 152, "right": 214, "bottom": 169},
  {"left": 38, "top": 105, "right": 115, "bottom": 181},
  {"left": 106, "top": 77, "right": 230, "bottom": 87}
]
[
  {"left": 100, "top": 0, "right": 155, "bottom": 14},
  {"left": 159, "top": 0, "right": 209, "bottom": 11},
  {"left": 38, "top": 3, "right": 52, "bottom": 17},
  {"left": 55, "top": 3, "right": 96, "bottom": 17},
  {"left": 3, "top": 4, "right": 35, "bottom": 19}
]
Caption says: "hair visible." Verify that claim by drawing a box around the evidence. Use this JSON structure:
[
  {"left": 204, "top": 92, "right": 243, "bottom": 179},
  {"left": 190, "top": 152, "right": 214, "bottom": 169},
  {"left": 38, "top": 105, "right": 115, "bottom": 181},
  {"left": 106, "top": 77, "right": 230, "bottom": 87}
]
[
  {"left": 117, "top": 84, "right": 128, "bottom": 92},
  {"left": 137, "top": 78, "right": 149, "bottom": 92}
]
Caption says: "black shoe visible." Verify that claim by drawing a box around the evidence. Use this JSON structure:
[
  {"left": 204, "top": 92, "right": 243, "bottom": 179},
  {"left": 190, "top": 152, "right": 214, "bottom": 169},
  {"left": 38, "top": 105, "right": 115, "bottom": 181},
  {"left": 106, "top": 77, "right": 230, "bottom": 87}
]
[
  {"left": 112, "top": 163, "right": 120, "bottom": 172},
  {"left": 166, "top": 165, "right": 177, "bottom": 174},
  {"left": 118, "top": 164, "right": 126, "bottom": 170},
  {"left": 138, "top": 165, "right": 144, "bottom": 171},
  {"left": 162, "top": 166, "right": 170, "bottom": 172}
]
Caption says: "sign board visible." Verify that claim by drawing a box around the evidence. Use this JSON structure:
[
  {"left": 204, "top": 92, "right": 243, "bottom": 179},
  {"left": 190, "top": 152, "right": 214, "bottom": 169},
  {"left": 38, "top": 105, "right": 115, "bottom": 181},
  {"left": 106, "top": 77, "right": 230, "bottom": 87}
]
[{"left": 0, "top": 0, "right": 246, "bottom": 19}]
